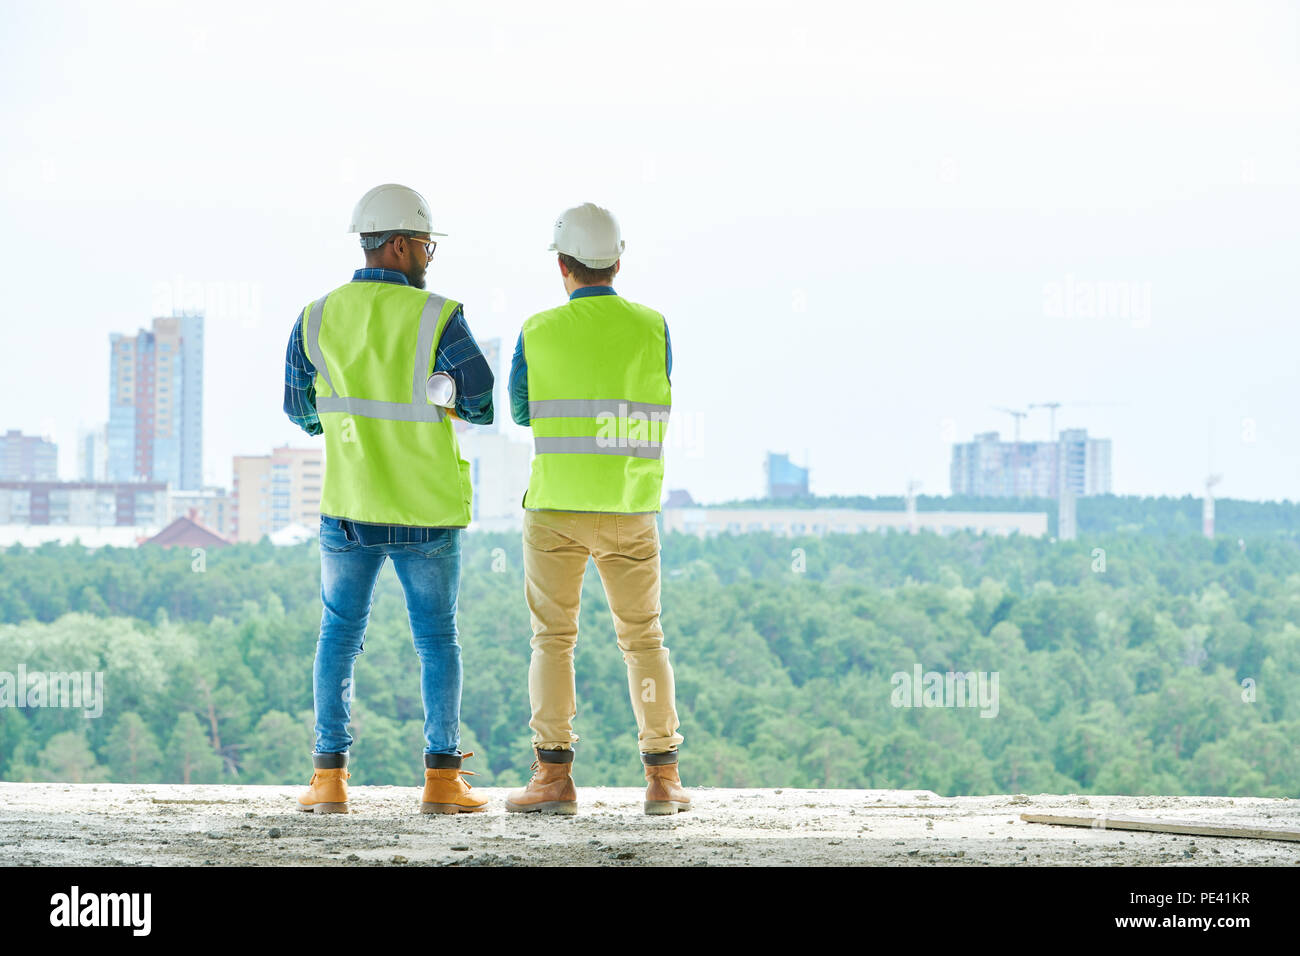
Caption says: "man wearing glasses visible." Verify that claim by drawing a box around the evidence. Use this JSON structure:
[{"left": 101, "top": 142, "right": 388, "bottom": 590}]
[{"left": 284, "top": 183, "right": 495, "bottom": 814}]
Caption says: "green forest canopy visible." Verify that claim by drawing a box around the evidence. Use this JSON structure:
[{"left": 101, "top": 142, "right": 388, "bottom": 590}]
[{"left": 1, "top": 494, "right": 1297, "bottom": 797}]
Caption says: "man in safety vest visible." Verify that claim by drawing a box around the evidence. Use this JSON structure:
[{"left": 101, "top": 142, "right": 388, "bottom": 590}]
[
  {"left": 504, "top": 203, "right": 689, "bottom": 815},
  {"left": 284, "top": 183, "right": 495, "bottom": 814}
]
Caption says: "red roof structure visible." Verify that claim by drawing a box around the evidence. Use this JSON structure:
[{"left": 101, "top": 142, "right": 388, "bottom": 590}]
[{"left": 142, "top": 509, "right": 232, "bottom": 549}]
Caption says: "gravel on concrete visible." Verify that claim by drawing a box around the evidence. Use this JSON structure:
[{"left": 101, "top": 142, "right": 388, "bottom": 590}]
[{"left": 2, "top": 783, "right": 1298, "bottom": 867}]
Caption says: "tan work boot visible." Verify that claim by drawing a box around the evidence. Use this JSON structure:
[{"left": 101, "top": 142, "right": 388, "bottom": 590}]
[
  {"left": 421, "top": 751, "right": 488, "bottom": 814},
  {"left": 505, "top": 747, "right": 578, "bottom": 815},
  {"left": 643, "top": 751, "right": 690, "bottom": 815},
  {"left": 298, "top": 753, "right": 350, "bottom": 813}
]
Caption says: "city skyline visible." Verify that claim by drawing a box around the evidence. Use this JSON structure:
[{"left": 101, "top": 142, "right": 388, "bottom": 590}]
[
  {"left": 3, "top": 2, "right": 1296, "bottom": 505},
  {"left": 11, "top": 303, "right": 1279, "bottom": 505},
  {"left": 9, "top": 389, "right": 1291, "bottom": 506}
]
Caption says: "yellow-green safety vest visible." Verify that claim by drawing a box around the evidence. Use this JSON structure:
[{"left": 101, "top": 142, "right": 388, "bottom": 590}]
[
  {"left": 522, "top": 293, "right": 670, "bottom": 513},
  {"left": 301, "top": 281, "right": 472, "bottom": 527}
]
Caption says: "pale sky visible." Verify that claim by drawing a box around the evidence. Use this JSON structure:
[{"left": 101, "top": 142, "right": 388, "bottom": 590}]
[{"left": 2, "top": 0, "right": 1297, "bottom": 503}]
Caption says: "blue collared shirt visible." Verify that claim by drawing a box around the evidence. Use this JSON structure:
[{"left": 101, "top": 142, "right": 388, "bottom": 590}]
[
  {"left": 283, "top": 267, "right": 495, "bottom": 539},
  {"left": 507, "top": 286, "right": 671, "bottom": 426}
]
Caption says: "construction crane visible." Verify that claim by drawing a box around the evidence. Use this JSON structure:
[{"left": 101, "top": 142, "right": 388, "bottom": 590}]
[
  {"left": 993, "top": 408, "right": 1024, "bottom": 444},
  {"left": 1027, "top": 402, "right": 1066, "bottom": 497},
  {"left": 992, "top": 408, "right": 1028, "bottom": 497},
  {"left": 1028, "top": 402, "right": 1063, "bottom": 442},
  {"left": 1029, "top": 400, "right": 1127, "bottom": 442}
]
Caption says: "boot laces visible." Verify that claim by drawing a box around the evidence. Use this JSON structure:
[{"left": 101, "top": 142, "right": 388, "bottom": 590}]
[
  {"left": 527, "top": 754, "right": 573, "bottom": 785},
  {"left": 460, "top": 752, "right": 477, "bottom": 787},
  {"left": 526, "top": 757, "right": 563, "bottom": 784},
  {"left": 433, "top": 751, "right": 478, "bottom": 789}
]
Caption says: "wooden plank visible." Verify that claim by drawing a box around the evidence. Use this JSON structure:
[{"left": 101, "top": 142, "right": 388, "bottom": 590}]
[{"left": 1020, "top": 812, "right": 1300, "bottom": 842}]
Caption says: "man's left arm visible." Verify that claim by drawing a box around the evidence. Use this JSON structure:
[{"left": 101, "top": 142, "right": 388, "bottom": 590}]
[
  {"left": 664, "top": 317, "right": 672, "bottom": 384},
  {"left": 284, "top": 310, "right": 323, "bottom": 436},
  {"left": 508, "top": 331, "right": 530, "bottom": 426},
  {"left": 433, "top": 305, "right": 494, "bottom": 424}
]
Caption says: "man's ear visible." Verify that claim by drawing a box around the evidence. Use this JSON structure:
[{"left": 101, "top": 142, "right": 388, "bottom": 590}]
[
  {"left": 557, "top": 255, "right": 569, "bottom": 278},
  {"left": 613, "top": 260, "right": 621, "bottom": 277}
]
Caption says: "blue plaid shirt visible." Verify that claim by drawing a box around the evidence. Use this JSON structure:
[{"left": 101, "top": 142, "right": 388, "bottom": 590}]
[
  {"left": 508, "top": 286, "right": 671, "bottom": 425},
  {"left": 283, "top": 268, "right": 495, "bottom": 540}
]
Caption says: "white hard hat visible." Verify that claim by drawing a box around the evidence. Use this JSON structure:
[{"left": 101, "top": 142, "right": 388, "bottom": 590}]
[
  {"left": 549, "top": 202, "right": 624, "bottom": 269},
  {"left": 348, "top": 183, "right": 446, "bottom": 236}
]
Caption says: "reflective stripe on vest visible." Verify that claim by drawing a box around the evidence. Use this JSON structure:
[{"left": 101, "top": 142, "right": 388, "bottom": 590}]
[
  {"left": 305, "top": 291, "right": 446, "bottom": 422},
  {"left": 529, "top": 399, "right": 670, "bottom": 419},
  {"left": 534, "top": 436, "right": 664, "bottom": 459},
  {"left": 529, "top": 399, "right": 670, "bottom": 460}
]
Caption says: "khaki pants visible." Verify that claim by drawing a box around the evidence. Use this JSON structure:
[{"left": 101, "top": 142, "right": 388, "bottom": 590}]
[{"left": 522, "top": 509, "right": 683, "bottom": 754}]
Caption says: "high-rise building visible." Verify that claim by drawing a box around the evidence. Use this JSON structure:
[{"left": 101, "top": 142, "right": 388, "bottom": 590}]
[
  {"left": 951, "top": 429, "right": 1111, "bottom": 498},
  {"left": 77, "top": 423, "right": 109, "bottom": 482},
  {"left": 231, "top": 446, "right": 322, "bottom": 543},
  {"left": 457, "top": 429, "right": 532, "bottom": 530},
  {"left": 447, "top": 336, "right": 531, "bottom": 528},
  {"left": 1060, "top": 428, "right": 1111, "bottom": 496},
  {"left": 477, "top": 336, "right": 503, "bottom": 434},
  {"left": 765, "top": 452, "right": 809, "bottom": 499},
  {"left": 108, "top": 313, "right": 204, "bottom": 490},
  {"left": 0, "top": 430, "right": 58, "bottom": 481},
  {"left": 951, "top": 432, "right": 1051, "bottom": 497}
]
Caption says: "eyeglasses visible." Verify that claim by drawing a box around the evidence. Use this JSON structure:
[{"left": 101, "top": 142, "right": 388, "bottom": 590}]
[{"left": 396, "top": 234, "right": 436, "bottom": 258}]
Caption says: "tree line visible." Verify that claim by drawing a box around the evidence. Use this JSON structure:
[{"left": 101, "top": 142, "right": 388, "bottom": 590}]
[{"left": 1, "top": 498, "right": 1297, "bottom": 796}]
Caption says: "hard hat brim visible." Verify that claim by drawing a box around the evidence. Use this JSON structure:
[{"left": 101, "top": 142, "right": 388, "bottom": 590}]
[
  {"left": 350, "top": 226, "right": 449, "bottom": 236},
  {"left": 351, "top": 228, "right": 449, "bottom": 237}
]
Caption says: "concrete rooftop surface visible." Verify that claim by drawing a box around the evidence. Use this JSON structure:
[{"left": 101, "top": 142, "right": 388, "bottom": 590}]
[{"left": 2, "top": 784, "right": 1297, "bottom": 866}]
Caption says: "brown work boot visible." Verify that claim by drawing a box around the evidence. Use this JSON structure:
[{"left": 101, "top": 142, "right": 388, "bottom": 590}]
[
  {"left": 505, "top": 747, "right": 578, "bottom": 815},
  {"left": 643, "top": 751, "right": 690, "bottom": 815},
  {"left": 298, "top": 753, "right": 350, "bottom": 813},
  {"left": 421, "top": 751, "right": 488, "bottom": 814}
]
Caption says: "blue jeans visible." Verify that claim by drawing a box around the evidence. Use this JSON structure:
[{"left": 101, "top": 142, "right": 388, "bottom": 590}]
[{"left": 313, "top": 515, "right": 463, "bottom": 757}]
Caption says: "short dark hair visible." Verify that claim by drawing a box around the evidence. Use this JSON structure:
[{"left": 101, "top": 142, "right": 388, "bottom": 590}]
[
  {"left": 360, "top": 229, "right": 421, "bottom": 251},
  {"left": 559, "top": 253, "right": 616, "bottom": 285}
]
